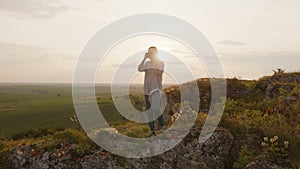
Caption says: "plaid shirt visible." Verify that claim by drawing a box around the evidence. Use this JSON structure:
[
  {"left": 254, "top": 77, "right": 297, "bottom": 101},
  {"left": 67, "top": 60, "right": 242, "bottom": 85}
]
[{"left": 138, "top": 60, "right": 164, "bottom": 95}]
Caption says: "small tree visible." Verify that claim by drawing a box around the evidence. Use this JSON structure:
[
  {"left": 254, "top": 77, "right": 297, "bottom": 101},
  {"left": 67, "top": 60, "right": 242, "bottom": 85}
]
[{"left": 272, "top": 68, "right": 285, "bottom": 75}]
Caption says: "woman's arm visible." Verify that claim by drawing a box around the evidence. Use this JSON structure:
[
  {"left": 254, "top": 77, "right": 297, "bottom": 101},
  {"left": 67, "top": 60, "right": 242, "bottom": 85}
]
[{"left": 138, "top": 53, "right": 148, "bottom": 72}]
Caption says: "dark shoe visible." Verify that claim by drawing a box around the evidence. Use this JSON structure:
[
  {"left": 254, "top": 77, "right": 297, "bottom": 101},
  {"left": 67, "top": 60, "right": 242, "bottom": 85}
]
[{"left": 150, "top": 131, "right": 156, "bottom": 136}]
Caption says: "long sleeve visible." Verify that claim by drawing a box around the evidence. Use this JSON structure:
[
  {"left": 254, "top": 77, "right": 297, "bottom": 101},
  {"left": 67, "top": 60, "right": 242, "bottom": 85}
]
[
  {"left": 138, "top": 62, "right": 146, "bottom": 72},
  {"left": 138, "top": 60, "right": 151, "bottom": 72},
  {"left": 141, "top": 60, "right": 164, "bottom": 95}
]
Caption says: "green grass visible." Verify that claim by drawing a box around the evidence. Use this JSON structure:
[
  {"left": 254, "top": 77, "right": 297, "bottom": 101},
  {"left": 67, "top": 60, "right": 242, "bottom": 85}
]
[
  {"left": 0, "top": 84, "right": 73, "bottom": 137},
  {"left": 0, "top": 84, "right": 143, "bottom": 138}
]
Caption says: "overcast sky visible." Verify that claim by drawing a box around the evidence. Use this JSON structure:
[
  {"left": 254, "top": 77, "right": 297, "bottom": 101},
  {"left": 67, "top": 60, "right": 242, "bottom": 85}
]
[{"left": 0, "top": 0, "right": 299, "bottom": 83}]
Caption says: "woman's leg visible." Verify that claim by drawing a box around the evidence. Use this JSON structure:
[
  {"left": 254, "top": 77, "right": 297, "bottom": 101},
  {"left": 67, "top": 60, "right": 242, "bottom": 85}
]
[
  {"left": 145, "top": 95, "right": 155, "bottom": 132},
  {"left": 158, "top": 114, "right": 165, "bottom": 127},
  {"left": 149, "top": 90, "right": 165, "bottom": 128}
]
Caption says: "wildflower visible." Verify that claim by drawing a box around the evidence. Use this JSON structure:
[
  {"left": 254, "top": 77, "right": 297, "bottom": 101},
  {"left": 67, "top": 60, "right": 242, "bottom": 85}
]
[
  {"left": 264, "top": 137, "right": 268, "bottom": 142},
  {"left": 284, "top": 141, "right": 289, "bottom": 145},
  {"left": 270, "top": 138, "right": 275, "bottom": 143},
  {"left": 284, "top": 141, "right": 289, "bottom": 148},
  {"left": 261, "top": 142, "right": 266, "bottom": 146},
  {"left": 273, "top": 136, "right": 278, "bottom": 141}
]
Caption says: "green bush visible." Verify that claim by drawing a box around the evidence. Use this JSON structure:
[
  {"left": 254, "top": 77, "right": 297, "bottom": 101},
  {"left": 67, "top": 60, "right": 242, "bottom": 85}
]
[
  {"left": 0, "top": 140, "right": 10, "bottom": 169},
  {"left": 233, "top": 145, "right": 254, "bottom": 169},
  {"left": 11, "top": 127, "right": 64, "bottom": 140},
  {"left": 261, "top": 136, "right": 293, "bottom": 168},
  {"left": 53, "top": 128, "right": 90, "bottom": 144}
]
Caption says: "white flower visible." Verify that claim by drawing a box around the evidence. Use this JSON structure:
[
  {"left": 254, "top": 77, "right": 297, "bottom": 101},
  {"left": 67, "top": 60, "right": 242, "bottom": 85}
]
[
  {"left": 284, "top": 141, "right": 289, "bottom": 148},
  {"left": 273, "top": 136, "right": 278, "bottom": 141},
  {"left": 270, "top": 138, "right": 275, "bottom": 143},
  {"left": 264, "top": 137, "right": 268, "bottom": 142},
  {"left": 284, "top": 141, "right": 289, "bottom": 146}
]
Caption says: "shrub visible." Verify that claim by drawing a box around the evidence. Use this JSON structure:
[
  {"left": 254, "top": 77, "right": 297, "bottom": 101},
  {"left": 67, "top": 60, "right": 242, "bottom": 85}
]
[
  {"left": 53, "top": 128, "right": 96, "bottom": 150},
  {"left": 233, "top": 145, "right": 254, "bottom": 169},
  {"left": 261, "top": 136, "right": 293, "bottom": 167},
  {"left": 0, "top": 140, "right": 10, "bottom": 169},
  {"left": 11, "top": 127, "right": 64, "bottom": 140}
]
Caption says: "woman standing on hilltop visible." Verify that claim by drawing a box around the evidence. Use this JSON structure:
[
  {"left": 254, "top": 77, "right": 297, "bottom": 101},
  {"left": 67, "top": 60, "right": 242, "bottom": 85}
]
[{"left": 138, "top": 46, "right": 167, "bottom": 136}]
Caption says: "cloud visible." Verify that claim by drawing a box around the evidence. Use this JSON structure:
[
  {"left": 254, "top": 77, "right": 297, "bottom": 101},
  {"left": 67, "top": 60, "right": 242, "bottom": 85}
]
[
  {"left": 0, "top": 43, "right": 72, "bottom": 64},
  {"left": 219, "top": 50, "right": 300, "bottom": 79},
  {"left": 0, "top": 42, "right": 75, "bottom": 82},
  {"left": 218, "top": 40, "right": 246, "bottom": 46},
  {"left": 0, "top": 0, "right": 69, "bottom": 19}
]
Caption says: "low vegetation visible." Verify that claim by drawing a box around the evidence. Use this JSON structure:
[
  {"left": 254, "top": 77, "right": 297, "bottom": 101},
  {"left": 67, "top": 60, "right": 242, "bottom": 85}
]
[{"left": 1, "top": 71, "right": 300, "bottom": 168}]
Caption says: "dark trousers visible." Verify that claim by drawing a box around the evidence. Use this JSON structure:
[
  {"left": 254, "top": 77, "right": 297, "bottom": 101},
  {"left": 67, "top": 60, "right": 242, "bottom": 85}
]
[{"left": 145, "top": 94, "right": 165, "bottom": 131}]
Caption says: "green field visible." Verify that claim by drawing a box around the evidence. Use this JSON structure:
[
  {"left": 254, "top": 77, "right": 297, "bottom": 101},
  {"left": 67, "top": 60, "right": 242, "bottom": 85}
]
[{"left": 0, "top": 83, "right": 146, "bottom": 138}]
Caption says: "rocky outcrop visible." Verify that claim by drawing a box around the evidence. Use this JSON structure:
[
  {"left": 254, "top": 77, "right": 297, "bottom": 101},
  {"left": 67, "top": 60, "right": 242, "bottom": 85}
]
[
  {"left": 244, "top": 159, "right": 282, "bottom": 169},
  {"left": 164, "top": 78, "right": 250, "bottom": 115},
  {"left": 226, "top": 79, "right": 250, "bottom": 99},
  {"left": 8, "top": 142, "right": 123, "bottom": 169},
  {"left": 259, "top": 73, "right": 300, "bottom": 100},
  {"left": 200, "top": 128, "right": 234, "bottom": 169},
  {"left": 8, "top": 128, "right": 235, "bottom": 169}
]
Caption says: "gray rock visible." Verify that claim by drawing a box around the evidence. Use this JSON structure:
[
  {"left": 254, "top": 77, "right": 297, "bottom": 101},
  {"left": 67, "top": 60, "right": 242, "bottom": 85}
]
[
  {"left": 200, "top": 128, "right": 234, "bottom": 169},
  {"left": 244, "top": 159, "right": 283, "bottom": 169},
  {"left": 8, "top": 128, "right": 235, "bottom": 169}
]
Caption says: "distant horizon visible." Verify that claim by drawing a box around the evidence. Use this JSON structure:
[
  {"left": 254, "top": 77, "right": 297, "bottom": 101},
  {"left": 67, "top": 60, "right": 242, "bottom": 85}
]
[{"left": 1, "top": 69, "right": 299, "bottom": 85}]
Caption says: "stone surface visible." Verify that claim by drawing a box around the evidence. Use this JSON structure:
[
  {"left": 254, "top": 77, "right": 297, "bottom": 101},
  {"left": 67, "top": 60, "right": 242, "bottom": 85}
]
[
  {"left": 259, "top": 73, "right": 300, "bottom": 100},
  {"left": 8, "top": 128, "right": 235, "bottom": 169},
  {"left": 244, "top": 159, "right": 283, "bottom": 169}
]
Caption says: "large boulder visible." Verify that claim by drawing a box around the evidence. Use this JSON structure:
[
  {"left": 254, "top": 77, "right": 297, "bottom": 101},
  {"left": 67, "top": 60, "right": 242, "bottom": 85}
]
[{"left": 199, "top": 128, "right": 235, "bottom": 169}]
